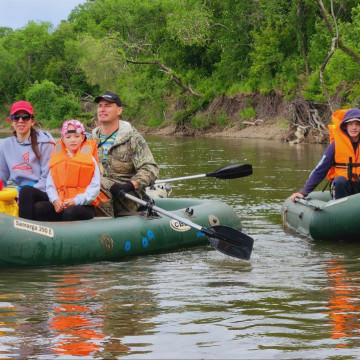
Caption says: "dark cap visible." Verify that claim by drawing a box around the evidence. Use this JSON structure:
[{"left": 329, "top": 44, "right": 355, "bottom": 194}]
[
  {"left": 94, "top": 91, "right": 122, "bottom": 106},
  {"left": 342, "top": 108, "right": 360, "bottom": 124}
]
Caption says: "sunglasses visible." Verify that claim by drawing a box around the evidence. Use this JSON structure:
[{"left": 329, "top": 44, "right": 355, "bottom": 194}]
[{"left": 10, "top": 114, "right": 33, "bottom": 122}]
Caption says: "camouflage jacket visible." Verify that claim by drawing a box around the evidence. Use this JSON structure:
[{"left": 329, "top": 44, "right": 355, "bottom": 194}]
[{"left": 91, "top": 120, "right": 159, "bottom": 197}]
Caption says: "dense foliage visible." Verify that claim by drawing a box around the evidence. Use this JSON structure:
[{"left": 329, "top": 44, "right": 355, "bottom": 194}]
[{"left": 0, "top": 0, "right": 360, "bottom": 129}]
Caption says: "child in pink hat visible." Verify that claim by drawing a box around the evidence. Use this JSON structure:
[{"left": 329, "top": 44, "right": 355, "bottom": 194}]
[{"left": 30, "top": 120, "right": 102, "bottom": 221}]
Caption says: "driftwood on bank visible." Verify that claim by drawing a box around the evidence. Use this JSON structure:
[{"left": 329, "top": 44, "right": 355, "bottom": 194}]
[
  {"left": 241, "top": 119, "right": 264, "bottom": 126},
  {"left": 285, "top": 98, "right": 329, "bottom": 144}
]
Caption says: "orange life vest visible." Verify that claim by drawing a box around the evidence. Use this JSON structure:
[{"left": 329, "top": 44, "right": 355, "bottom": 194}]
[
  {"left": 49, "top": 139, "right": 102, "bottom": 206},
  {"left": 327, "top": 109, "right": 360, "bottom": 181}
]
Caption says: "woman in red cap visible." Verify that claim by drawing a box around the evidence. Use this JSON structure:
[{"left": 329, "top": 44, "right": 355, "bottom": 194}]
[{"left": 0, "top": 100, "right": 55, "bottom": 219}]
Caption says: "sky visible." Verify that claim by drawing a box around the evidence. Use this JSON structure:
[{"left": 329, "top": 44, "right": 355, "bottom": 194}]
[{"left": 0, "top": 0, "right": 86, "bottom": 30}]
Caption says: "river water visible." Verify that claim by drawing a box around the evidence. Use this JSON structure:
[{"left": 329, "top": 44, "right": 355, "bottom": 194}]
[{"left": 1, "top": 135, "right": 360, "bottom": 359}]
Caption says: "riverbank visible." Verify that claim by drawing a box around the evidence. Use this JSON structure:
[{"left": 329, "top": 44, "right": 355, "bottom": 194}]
[
  {"left": 0, "top": 116, "right": 324, "bottom": 144},
  {"left": 0, "top": 93, "right": 331, "bottom": 144},
  {"left": 0, "top": 118, "right": 288, "bottom": 141},
  {"left": 138, "top": 93, "right": 329, "bottom": 144},
  {"left": 139, "top": 117, "right": 289, "bottom": 141}
]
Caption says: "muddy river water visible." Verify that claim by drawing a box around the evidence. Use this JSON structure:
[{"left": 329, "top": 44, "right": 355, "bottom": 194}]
[{"left": 0, "top": 135, "right": 359, "bottom": 359}]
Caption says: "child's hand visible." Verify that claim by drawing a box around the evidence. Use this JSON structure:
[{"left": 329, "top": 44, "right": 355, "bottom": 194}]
[
  {"left": 53, "top": 199, "right": 64, "bottom": 213},
  {"left": 64, "top": 198, "right": 75, "bottom": 208}
]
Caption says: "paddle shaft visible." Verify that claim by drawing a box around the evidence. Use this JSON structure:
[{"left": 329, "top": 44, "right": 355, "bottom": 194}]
[
  {"left": 156, "top": 174, "right": 207, "bottom": 183},
  {"left": 155, "top": 163, "right": 252, "bottom": 184},
  {"left": 295, "top": 197, "right": 323, "bottom": 210},
  {"left": 121, "top": 191, "right": 203, "bottom": 231}
]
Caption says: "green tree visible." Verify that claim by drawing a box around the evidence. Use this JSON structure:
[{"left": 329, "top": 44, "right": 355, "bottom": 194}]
[{"left": 26, "top": 80, "right": 82, "bottom": 128}]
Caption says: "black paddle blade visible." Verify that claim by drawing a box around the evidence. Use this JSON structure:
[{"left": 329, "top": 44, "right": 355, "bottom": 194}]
[
  {"left": 202, "top": 225, "right": 254, "bottom": 260},
  {"left": 206, "top": 164, "right": 253, "bottom": 180}
]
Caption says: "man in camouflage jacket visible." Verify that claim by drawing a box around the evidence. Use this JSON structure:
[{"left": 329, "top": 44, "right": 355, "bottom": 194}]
[{"left": 92, "top": 91, "right": 159, "bottom": 216}]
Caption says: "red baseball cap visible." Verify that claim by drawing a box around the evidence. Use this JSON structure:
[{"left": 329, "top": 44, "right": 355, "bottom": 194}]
[{"left": 10, "top": 101, "right": 34, "bottom": 115}]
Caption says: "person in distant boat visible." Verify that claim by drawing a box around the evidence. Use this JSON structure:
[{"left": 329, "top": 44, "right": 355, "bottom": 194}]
[
  {"left": 91, "top": 91, "right": 159, "bottom": 217},
  {"left": 0, "top": 100, "right": 55, "bottom": 219},
  {"left": 31, "top": 120, "right": 101, "bottom": 221},
  {"left": 291, "top": 108, "right": 360, "bottom": 201}
]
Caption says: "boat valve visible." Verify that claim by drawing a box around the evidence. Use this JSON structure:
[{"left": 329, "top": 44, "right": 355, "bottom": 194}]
[{"left": 185, "top": 208, "right": 194, "bottom": 216}]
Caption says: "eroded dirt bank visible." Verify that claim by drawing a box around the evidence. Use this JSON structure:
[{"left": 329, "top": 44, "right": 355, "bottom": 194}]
[{"left": 139, "top": 93, "right": 330, "bottom": 144}]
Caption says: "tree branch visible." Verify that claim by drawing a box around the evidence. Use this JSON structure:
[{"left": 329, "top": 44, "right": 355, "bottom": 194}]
[
  {"left": 114, "top": 39, "right": 201, "bottom": 97},
  {"left": 315, "top": 0, "right": 333, "bottom": 33},
  {"left": 315, "top": 0, "right": 360, "bottom": 111},
  {"left": 296, "top": 0, "right": 309, "bottom": 76},
  {"left": 315, "top": 0, "right": 360, "bottom": 64},
  {"left": 126, "top": 58, "right": 201, "bottom": 96},
  {"left": 338, "top": 42, "right": 360, "bottom": 63}
]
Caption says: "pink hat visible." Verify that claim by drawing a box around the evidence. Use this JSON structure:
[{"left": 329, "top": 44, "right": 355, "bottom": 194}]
[
  {"left": 10, "top": 100, "right": 34, "bottom": 115},
  {"left": 61, "top": 119, "right": 85, "bottom": 137}
]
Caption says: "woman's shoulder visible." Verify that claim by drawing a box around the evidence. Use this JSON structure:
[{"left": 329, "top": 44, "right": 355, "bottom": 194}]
[
  {"left": 35, "top": 129, "right": 56, "bottom": 144},
  {"left": 0, "top": 135, "right": 16, "bottom": 146}
]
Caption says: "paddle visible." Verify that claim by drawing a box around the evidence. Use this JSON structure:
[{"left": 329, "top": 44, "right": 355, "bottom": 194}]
[
  {"left": 294, "top": 197, "right": 323, "bottom": 210},
  {"left": 119, "top": 190, "right": 254, "bottom": 260},
  {"left": 155, "top": 164, "right": 252, "bottom": 184}
]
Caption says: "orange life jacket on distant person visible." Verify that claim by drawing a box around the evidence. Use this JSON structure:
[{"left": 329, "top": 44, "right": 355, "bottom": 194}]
[
  {"left": 327, "top": 109, "right": 360, "bottom": 182},
  {"left": 49, "top": 139, "right": 101, "bottom": 206}
]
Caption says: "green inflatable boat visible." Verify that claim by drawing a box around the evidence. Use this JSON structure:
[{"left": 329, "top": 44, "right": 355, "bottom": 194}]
[
  {"left": 282, "top": 191, "right": 360, "bottom": 240},
  {"left": 0, "top": 197, "right": 245, "bottom": 267}
]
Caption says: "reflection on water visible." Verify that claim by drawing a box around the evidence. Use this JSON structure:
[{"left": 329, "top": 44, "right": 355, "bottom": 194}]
[
  {"left": 325, "top": 257, "right": 360, "bottom": 345},
  {"left": 49, "top": 273, "right": 105, "bottom": 357},
  {"left": 0, "top": 136, "right": 360, "bottom": 358}
]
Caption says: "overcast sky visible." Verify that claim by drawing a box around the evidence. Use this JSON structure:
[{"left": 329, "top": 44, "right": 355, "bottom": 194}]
[{"left": 0, "top": 0, "right": 86, "bottom": 30}]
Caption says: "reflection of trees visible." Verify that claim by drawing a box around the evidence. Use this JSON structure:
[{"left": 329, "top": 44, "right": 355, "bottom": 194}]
[
  {"left": 325, "top": 257, "right": 360, "bottom": 344},
  {"left": 0, "top": 295, "right": 17, "bottom": 356},
  {"left": 0, "top": 266, "right": 161, "bottom": 358},
  {"left": 48, "top": 269, "right": 160, "bottom": 358},
  {"left": 0, "top": 292, "right": 54, "bottom": 358},
  {"left": 100, "top": 279, "right": 160, "bottom": 340}
]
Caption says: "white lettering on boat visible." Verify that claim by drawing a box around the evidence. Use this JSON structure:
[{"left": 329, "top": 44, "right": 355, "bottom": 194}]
[
  {"left": 170, "top": 219, "right": 191, "bottom": 232},
  {"left": 14, "top": 219, "right": 54, "bottom": 238}
]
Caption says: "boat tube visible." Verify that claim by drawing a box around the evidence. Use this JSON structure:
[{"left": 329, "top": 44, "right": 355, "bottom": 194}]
[
  {"left": 282, "top": 191, "right": 360, "bottom": 240},
  {"left": 0, "top": 197, "right": 242, "bottom": 267}
]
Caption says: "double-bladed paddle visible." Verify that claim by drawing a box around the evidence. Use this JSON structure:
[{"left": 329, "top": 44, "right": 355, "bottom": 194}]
[
  {"left": 155, "top": 164, "right": 253, "bottom": 184},
  {"left": 119, "top": 190, "right": 254, "bottom": 260}
]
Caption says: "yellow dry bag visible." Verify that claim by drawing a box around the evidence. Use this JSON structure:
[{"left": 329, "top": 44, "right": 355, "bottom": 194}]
[{"left": 0, "top": 185, "right": 19, "bottom": 217}]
